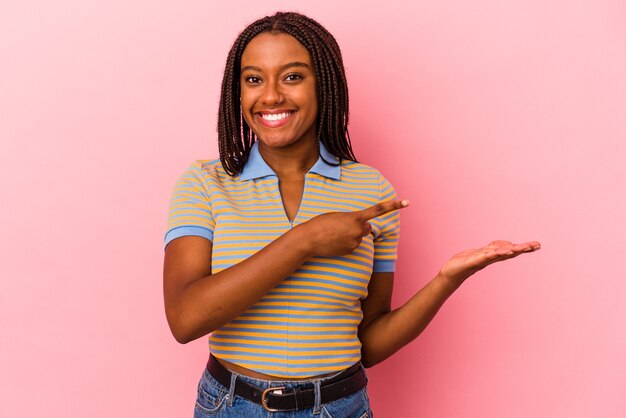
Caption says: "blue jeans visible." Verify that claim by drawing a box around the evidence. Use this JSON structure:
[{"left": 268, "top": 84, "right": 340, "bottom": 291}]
[{"left": 194, "top": 363, "right": 373, "bottom": 418}]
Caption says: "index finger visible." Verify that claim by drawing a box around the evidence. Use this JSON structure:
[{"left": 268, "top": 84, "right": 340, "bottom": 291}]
[{"left": 356, "top": 199, "right": 409, "bottom": 221}]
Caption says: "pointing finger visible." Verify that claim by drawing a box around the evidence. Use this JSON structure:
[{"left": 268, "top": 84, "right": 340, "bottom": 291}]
[{"left": 356, "top": 199, "right": 409, "bottom": 221}]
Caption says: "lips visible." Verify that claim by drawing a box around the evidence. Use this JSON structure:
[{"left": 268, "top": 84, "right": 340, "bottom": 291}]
[{"left": 255, "top": 110, "right": 296, "bottom": 128}]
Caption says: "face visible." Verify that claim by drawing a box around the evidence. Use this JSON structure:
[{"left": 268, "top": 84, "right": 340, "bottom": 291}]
[{"left": 240, "top": 32, "right": 318, "bottom": 149}]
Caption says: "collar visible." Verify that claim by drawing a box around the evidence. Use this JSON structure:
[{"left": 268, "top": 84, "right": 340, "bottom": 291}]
[{"left": 239, "top": 141, "right": 341, "bottom": 181}]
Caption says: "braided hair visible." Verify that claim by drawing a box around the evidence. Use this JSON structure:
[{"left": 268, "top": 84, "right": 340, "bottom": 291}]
[{"left": 217, "top": 11, "right": 357, "bottom": 176}]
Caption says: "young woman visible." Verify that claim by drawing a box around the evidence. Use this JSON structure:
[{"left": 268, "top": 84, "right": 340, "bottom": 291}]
[{"left": 163, "top": 12, "right": 540, "bottom": 417}]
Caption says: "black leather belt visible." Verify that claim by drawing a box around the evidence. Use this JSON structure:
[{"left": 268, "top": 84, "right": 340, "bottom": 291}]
[{"left": 206, "top": 355, "right": 367, "bottom": 412}]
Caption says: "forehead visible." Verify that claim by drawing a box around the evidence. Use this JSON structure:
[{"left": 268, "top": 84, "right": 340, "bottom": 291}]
[{"left": 241, "top": 32, "right": 312, "bottom": 68}]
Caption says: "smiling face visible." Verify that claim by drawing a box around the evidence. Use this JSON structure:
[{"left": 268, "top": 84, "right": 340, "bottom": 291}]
[{"left": 240, "top": 32, "right": 318, "bottom": 150}]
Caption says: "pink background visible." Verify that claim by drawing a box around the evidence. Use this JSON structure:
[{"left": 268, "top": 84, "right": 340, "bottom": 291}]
[{"left": 1, "top": 1, "right": 625, "bottom": 417}]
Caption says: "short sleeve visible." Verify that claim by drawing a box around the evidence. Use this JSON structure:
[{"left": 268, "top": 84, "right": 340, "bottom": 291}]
[
  {"left": 164, "top": 162, "right": 215, "bottom": 250},
  {"left": 371, "top": 173, "right": 400, "bottom": 272}
]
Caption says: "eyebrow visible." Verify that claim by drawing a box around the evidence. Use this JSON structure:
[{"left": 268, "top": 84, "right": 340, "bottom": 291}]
[{"left": 241, "top": 61, "right": 311, "bottom": 73}]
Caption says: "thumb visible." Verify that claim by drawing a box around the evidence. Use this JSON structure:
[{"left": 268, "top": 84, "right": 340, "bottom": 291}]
[{"left": 361, "top": 220, "right": 373, "bottom": 237}]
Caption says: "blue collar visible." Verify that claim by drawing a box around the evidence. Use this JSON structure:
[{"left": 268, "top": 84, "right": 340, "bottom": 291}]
[{"left": 239, "top": 141, "right": 341, "bottom": 181}]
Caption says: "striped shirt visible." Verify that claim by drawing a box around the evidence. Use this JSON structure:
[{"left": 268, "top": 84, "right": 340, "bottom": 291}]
[{"left": 165, "top": 141, "right": 400, "bottom": 377}]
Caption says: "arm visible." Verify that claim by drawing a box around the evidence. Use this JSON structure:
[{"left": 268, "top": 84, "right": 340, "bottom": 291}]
[
  {"left": 163, "top": 230, "right": 309, "bottom": 344},
  {"left": 163, "top": 200, "right": 408, "bottom": 344},
  {"left": 358, "top": 240, "right": 541, "bottom": 367},
  {"left": 358, "top": 271, "right": 457, "bottom": 367}
]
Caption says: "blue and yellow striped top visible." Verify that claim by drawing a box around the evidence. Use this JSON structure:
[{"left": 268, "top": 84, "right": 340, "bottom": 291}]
[{"left": 165, "top": 141, "right": 400, "bottom": 377}]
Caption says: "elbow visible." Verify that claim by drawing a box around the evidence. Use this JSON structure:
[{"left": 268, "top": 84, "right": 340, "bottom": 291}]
[
  {"left": 170, "top": 322, "right": 208, "bottom": 345},
  {"left": 172, "top": 329, "right": 192, "bottom": 345},
  {"left": 360, "top": 348, "right": 388, "bottom": 369},
  {"left": 360, "top": 354, "right": 379, "bottom": 369},
  {"left": 168, "top": 319, "right": 193, "bottom": 344},
  {"left": 166, "top": 308, "right": 217, "bottom": 344},
  {"left": 360, "top": 359, "right": 374, "bottom": 369},
  {"left": 166, "top": 310, "right": 202, "bottom": 345},
  {"left": 359, "top": 350, "right": 374, "bottom": 368}
]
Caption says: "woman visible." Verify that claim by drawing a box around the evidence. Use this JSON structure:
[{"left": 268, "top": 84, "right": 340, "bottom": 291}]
[{"left": 163, "top": 11, "right": 540, "bottom": 417}]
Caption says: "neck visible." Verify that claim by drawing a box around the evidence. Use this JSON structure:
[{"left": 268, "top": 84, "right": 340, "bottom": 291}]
[{"left": 257, "top": 138, "right": 319, "bottom": 179}]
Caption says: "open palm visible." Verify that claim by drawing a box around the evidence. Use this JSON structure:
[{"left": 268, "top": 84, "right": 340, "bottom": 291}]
[{"left": 439, "top": 240, "right": 541, "bottom": 285}]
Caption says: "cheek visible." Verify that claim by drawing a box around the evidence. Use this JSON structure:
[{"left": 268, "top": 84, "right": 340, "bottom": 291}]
[
  {"left": 308, "top": 97, "right": 319, "bottom": 122},
  {"left": 300, "top": 87, "right": 318, "bottom": 118},
  {"left": 239, "top": 91, "right": 251, "bottom": 109},
  {"left": 239, "top": 94, "right": 255, "bottom": 124},
  {"left": 308, "top": 86, "right": 319, "bottom": 119}
]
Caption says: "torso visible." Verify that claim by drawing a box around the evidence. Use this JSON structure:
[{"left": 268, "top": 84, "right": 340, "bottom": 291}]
[{"left": 166, "top": 154, "right": 399, "bottom": 378}]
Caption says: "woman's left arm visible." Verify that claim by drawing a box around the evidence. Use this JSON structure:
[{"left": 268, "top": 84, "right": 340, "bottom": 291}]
[{"left": 358, "top": 240, "right": 541, "bottom": 367}]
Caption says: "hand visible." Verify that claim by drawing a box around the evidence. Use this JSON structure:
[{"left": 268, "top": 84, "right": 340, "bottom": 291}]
[
  {"left": 438, "top": 240, "right": 541, "bottom": 286},
  {"left": 297, "top": 199, "right": 409, "bottom": 258}
]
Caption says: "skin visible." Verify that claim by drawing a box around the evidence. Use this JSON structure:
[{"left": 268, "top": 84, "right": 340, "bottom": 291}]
[
  {"left": 239, "top": 32, "right": 320, "bottom": 221},
  {"left": 162, "top": 32, "right": 541, "bottom": 380}
]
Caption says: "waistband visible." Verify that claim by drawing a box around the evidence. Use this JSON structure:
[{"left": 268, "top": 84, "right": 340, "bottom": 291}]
[{"left": 206, "top": 355, "right": 367, "bottom": 412}]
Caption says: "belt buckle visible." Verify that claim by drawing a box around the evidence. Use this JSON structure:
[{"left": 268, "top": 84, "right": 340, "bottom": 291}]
[{"left": 261, "top": 386, "right": 286, "bottom": 412}]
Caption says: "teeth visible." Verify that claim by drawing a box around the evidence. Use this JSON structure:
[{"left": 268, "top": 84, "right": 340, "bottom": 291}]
[{"left": 261, "top": 112, "right": 292, "bottom": 121}]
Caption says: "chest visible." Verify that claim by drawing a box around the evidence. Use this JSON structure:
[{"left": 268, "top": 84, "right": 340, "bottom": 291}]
[
  {"left": 210, "top": 174, "right": 378, "bottom": 269},
  {"left": 278, "top": 178, "right": 305, "bottom": 222}
]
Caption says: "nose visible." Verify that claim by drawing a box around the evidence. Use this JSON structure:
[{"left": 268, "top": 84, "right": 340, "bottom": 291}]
[{"left": 260, "top": 79, "right": 284, "bottom": 106}]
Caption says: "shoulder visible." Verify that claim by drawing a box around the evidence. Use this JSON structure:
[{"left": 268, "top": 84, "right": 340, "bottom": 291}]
[
  {"left": 339, "top": 160, "right": 397, "bottom": 201},
  {"left": 341, "top": 159, "right": 382, "bottom": 176},
  {"left": 186, "top": 159, "right": 224, "bottom": 176},
  {"left": 340, "top": 160, "right": 391, "bottom": 184},
  {"left": 178, "top": 159, "right": 234, "bottom": 186}
]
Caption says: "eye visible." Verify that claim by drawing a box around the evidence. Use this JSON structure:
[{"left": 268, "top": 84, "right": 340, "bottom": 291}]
[
  {"left": 284, "top": 73, "right": 303, "bottom": 82},
  {"left": 244, "top": 75, "right": 262, "bottom": 84}
]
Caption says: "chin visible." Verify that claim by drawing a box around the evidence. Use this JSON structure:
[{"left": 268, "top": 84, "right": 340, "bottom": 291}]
[{"left": 257, "top": 135, "right": 297, "bottom": 148}]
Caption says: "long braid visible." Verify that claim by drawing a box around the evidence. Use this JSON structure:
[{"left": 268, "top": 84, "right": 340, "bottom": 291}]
[{"left": 218, "top": 12, "right": 357, "bottom": 176}]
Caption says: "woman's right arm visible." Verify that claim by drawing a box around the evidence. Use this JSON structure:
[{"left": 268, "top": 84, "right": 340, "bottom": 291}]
[
  {"left": 163, "top": 201, "right": 406, "bottom": 344},
  {"left": 163, "top": 227, "right": 310, "bottom": 344}
]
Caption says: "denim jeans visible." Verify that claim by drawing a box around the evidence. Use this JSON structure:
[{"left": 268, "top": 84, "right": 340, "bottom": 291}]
[{"left": 193, "top": 362, "right": 373, "bottom": 418}]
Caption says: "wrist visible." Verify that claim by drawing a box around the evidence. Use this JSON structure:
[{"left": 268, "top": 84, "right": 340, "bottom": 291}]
[
  {"left": 434, "top": 271, "right": 466, "bottom": 294},
  {"left": 287, "top": 223, "right": 315, "bottom": 259}
]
